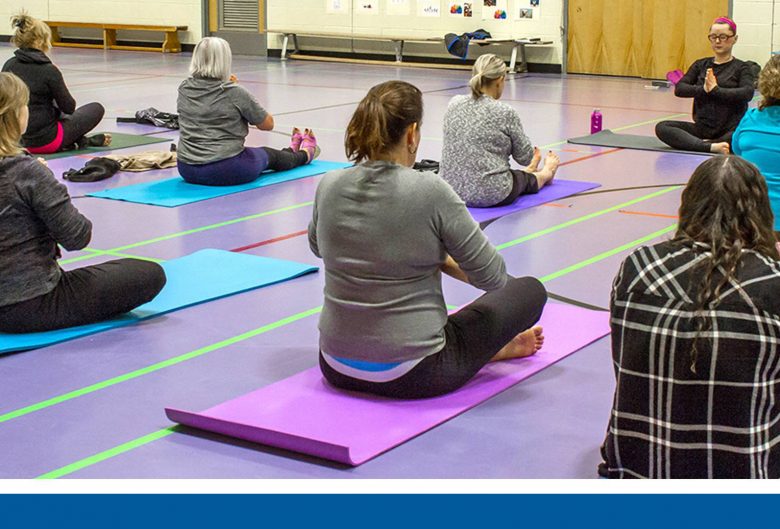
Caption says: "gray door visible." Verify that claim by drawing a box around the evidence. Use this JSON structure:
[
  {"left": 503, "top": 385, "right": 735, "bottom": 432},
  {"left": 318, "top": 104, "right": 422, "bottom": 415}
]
[{"left": 209, "top": 0, "right": 267, "bottom": 56}]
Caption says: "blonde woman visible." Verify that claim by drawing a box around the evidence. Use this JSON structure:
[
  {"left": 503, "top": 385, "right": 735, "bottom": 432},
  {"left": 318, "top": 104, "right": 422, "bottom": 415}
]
[
  {"left": 1, "top": 13, "right": 110, "bottom": 154},
  {"left": 177, "top": 37, "right": 319, "bottom": 186},
  {"left": 0, "top": 73, "right": 165, "bottom": 334},
  {"left": 440, "top": 53, "right": 559, "bottom": 208},
  {"left": 733, "top": 54, "right": 780, "bottom": 237}
]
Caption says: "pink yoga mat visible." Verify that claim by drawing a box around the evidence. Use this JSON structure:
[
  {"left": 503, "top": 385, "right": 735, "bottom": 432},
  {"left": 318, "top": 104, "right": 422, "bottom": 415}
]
[{"left": 166, "top": 303, "right": 611, "bottom": 466}]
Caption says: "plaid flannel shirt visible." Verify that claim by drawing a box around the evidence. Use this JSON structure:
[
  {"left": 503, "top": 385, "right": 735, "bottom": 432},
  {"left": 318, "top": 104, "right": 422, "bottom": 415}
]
[{"left": 602, "top": 241, "right": 780, "bottom": 478}]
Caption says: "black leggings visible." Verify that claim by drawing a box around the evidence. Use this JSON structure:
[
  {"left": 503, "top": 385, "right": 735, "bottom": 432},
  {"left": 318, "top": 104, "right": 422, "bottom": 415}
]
[
  {"left": 60, "top": 102, "right": 106, "bottom": 150},
  {"left": 320, "top": 276, "right": 547, "bottom": 399},
  {"left": 0, "top": 259, "right": 166, "bottom": 334},
  {"left": 494, "top": 170, "right": 539, "bottom": 207},
  {"left": 655, "top": 120, "right": 733, "bottom": 153}
]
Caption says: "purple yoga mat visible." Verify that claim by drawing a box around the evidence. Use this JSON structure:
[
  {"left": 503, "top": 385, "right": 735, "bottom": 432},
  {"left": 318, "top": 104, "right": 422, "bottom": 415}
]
[
  {"left": 468, "top": 179, "right": 600, "bottom": 223},
  {"left": 165, "top": 302, "right": 610, "bottom": 466}
]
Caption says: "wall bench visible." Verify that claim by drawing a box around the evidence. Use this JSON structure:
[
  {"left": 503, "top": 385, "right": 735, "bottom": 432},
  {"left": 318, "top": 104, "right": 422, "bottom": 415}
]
[
  {"left": 269, "top": 29, "right": 553, "bottom": 72},
  {"left": 44, "top": 21, "right": 188, "bottom": 53}
]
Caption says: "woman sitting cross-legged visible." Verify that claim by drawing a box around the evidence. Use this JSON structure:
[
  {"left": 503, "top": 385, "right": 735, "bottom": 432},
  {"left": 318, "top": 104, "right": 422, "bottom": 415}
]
[
  {"left": 0, "top": 73, "right": 166, "bottom": 334},
  {"left": 601, "top": 155, "right": 780, "bottom": 478},
  {"left": 176, "top": 37, "right": 319, "bottom": 186},
  {"left": 655, "top": 17, "right": 757, "bottom": 155},
  {"left": 1, "top": 13, "right": 110, "bottom": 154},
  {"left": 440, "top": 53, "right": 559, "bottom": 208},
  {"left": 308, "top": 80, "right": 548, "bottom": 399}
]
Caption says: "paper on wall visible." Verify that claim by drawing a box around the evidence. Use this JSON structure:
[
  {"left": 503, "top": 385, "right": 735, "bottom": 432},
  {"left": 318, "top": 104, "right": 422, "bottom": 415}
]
[
  {"left": 387, "top": 0, "right": 410, "bottom": 16},
  {"left": 418, "top": 0, "right": 441, "bottom": 17},
  {"left": 326, "top": 0, "right": 350, "bottom": 14}
]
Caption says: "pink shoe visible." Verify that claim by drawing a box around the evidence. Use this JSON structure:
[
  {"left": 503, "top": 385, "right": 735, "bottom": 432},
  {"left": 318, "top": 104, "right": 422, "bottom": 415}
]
[
  {"left": 300, "top": 129, "right": 320, "bottom": 164},
  {"left": 290, "top": 127, "right": 303, "bottom": 152}
]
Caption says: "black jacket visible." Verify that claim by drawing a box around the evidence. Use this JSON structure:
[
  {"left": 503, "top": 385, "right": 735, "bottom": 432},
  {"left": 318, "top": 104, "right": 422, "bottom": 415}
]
[
  {"left": 675, "top": 57, "right": 756, "bottom": 136},
  {"left": 2, "top": 48, "right": 76, "bottom": 147}
]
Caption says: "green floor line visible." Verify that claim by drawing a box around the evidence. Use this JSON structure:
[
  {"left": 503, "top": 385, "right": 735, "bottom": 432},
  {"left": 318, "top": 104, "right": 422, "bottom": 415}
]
[
  {"left": 3, "top": 185, "right": 682, "bottom": 429},
  {"left": 37, "top": 427, "right": 179, "bottom": 480},
  {"left": 495, "top": 185, "right": 680, "bottom": 251},
  {"left": 0, "top": 307, "right": 322, "bottom": 425},
  {"left": 59, "top": 200, "right": 314, "bottom": 265},
  {"left": 35, "top": 223, "right": 679, "bottom": 479},
  {"left": 81, "top": 248, "right": 166, "bottom": 263}
]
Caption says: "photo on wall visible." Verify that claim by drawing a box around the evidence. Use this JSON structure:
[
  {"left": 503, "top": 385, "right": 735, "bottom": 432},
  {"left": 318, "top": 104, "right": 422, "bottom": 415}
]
[
  {"left": 387, "top": 0, "right": 410, "bottom": 15},
  {"left": 449, "top": 2, "right": 473, "bottom": 17},
  {"left": 483, "top": 0, "right": 507, "bottom": 20},
  {"left": 515, "top": 0, "right": 539, "bottom": 19}
]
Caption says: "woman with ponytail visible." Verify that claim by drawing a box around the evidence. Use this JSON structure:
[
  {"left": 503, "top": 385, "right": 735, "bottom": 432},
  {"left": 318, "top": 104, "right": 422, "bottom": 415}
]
[
  {"left": 601, "top": 155, "right": 780, "bottom": 478},
  {"left": 440, "top": 53, "right": 559, "bottom": 208},
  {"left": 0, "top": 72, "right": 166, "bottom": 335},
  {"left": 309, "top": 80, "right": 548, "bottom": 399},
  {"left": 2, "top": 13, "right": 110, "bottom": 154}
]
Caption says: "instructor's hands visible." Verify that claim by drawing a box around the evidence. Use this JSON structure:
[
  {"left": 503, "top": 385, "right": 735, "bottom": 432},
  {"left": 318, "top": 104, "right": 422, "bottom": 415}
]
[{"left": 704, "top": 68, "right": 718, "bottom": 93}]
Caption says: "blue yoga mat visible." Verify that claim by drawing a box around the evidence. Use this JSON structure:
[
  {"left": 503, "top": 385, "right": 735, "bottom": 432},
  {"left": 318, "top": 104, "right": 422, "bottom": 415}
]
[
  {"left": 87, "top": 160, "right": 352, "bottom": 207},
  {"left": 0, "top": 249, "right": 318, "bottom": 354},
  {"left": 468, "top": 179, "right": 600, "bottom": 224}
]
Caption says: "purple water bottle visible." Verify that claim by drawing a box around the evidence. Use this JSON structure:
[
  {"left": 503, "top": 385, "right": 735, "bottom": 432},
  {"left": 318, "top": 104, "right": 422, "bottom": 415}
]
[{"left": 590, "top": 108, "right": 602, "bottom": 134}]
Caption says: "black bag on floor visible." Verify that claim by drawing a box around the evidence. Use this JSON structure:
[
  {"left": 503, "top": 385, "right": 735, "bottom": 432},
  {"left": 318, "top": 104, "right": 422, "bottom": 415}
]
[
  {"left": 63, "top": 157, "right": 121, "bottom": 182},
  {"left": 117, "top": 107, "right": 179, "bottom": 129}
]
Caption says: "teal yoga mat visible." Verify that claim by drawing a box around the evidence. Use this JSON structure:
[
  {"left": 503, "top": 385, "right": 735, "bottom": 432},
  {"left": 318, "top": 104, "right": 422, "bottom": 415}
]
[
  {"left": 0, "top": 249, "right": 318, "bottom": 354},
  {"left": 87, "top": 160, "right": 352, "bottom": 207}
]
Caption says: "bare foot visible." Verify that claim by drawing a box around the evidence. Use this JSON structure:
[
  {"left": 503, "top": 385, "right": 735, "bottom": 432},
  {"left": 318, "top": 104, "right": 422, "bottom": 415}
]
[
  {"left": 710, "top": 142, "right": 730, "bottom": 155},
  {"left": 491, "top": 325, "right": 544, "bottom": 362},
  {"left": 525, "top": 147, "right": 541, "bottom": 172},
  {"left": 532, "top": 151, "right": 560, "bottom": 190}
]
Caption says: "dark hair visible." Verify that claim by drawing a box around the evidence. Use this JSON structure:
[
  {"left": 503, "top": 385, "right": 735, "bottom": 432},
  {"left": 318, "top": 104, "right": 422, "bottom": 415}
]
[
  {"left": 345, "top": 81, "right": 423, "bottom": 163},
  {"left": 673, "top": 155, "right": 779, "bottom": 371}
]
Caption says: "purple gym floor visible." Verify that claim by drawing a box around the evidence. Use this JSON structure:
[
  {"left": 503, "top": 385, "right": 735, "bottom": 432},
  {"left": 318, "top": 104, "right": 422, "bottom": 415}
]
[{"left": 0, "top": 45, "right": 699, "bottom": 479}]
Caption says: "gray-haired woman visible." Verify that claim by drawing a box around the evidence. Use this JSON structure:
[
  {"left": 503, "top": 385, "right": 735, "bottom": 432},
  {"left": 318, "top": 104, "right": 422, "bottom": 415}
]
[
  {"left": 176, "top": 37, "right": 319, "bottom": 186},
  {"left": 440, "top": 54, "right": 559, "bottom": 208}
]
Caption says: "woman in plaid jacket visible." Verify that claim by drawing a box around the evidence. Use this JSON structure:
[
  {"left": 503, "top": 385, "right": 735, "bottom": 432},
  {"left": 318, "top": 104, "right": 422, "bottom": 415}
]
[{"left": 601, "top": 155, "right": 780, "bottom": 478}]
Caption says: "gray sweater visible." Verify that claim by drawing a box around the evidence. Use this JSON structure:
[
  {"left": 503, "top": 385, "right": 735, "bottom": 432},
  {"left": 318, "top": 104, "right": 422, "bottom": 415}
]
[
  {"left": 308, "top": 161, "right": 508, "bottom": 363},
  {"left": 440, "top": 94, "right": 534, "bottom": 207},
  {"left": 0, "top": 155, "right": 92, "bottom": 307},
  {"left": 177, "top": 77, "right": 268, "bottom": 165}
]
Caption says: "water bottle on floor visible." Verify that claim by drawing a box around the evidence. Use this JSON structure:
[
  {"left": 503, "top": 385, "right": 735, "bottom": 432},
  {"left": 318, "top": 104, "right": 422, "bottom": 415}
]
[{"left": 590, "top": 109, "right": 602, "bottom": 134}]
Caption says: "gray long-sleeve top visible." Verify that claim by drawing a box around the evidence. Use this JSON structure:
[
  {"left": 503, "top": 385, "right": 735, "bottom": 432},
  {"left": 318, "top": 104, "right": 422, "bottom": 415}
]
[
  {"left": 440, "top": 94, "right": 534, "bottom": 207},
  {"left": 0, "top": 155, "right": 92, "bottom": 306},
  {"left": 308, "top": 161, "right": 508, "bottom": 364}
]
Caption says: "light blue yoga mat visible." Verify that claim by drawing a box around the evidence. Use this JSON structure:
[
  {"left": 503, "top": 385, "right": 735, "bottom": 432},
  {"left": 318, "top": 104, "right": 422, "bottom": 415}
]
[
  {"left": 0, "top": 249, "right": 318, "bottom": 354},
  {"left": 87, "top": 160, "right": 352, "bottom": 207}
]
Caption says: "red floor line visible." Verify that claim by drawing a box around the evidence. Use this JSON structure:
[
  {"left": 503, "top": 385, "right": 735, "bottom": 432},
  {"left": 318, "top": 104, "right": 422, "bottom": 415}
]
[
  {"left": 618, "top": 210, "right": 679, "bottom": 220},
  {"left": 230, "top": 230, "right": 309, "bottom": 252},
  {"left": 558, "top": 147, "right": 623, "bottom": 166}
]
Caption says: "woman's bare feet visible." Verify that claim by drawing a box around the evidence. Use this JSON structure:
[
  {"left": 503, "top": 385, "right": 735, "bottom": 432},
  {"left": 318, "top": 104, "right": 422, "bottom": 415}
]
[
  {"left": 525, "top": 147, "right": 541, "bottom": 172},
  {"left": 491, "top": 325, "right": 544, "bottom": 362},
  {"left": 710, "top": 142, "right": 730, "bottom": 155},
  {"left": 532, "top": 151, "right": 560, "bottom": 190}
]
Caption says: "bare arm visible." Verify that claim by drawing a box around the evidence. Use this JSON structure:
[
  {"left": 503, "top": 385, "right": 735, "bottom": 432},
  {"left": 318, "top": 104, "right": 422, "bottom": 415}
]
[
  {"left": 441, "top": 255, "right": 470, "bottom": 284},
  {"left": 255, "top": 113, "right": 274, "bottom": 131}
]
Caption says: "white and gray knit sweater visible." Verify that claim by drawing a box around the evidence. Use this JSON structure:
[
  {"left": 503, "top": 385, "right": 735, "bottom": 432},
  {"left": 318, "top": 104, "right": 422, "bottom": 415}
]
[{"left": 440, "top": 94, "right": 534, "bottom": 207}]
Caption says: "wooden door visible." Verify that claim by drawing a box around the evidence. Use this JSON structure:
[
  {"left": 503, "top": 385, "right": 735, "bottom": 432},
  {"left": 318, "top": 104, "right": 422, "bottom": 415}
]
[
  {"left": 567, "top": 0, "right": 729, "bottom": 78},
  {"left": 207, "top": 0, "right": 266, "bottom": 55}
]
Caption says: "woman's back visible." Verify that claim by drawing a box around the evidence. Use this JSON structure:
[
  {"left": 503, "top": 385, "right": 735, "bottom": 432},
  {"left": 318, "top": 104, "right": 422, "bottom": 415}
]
[
  {"left": 733, "top": 107, "right": 780, "bottom": 229},
  {"left": 605, "top": 241, "right": 780, "bottom": 478},
  {"left": 440, "top": 95, "right": 531, "bottom": 207},
  {"left": 309, "top": 161, "right": 506, "bottom": 364}
]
